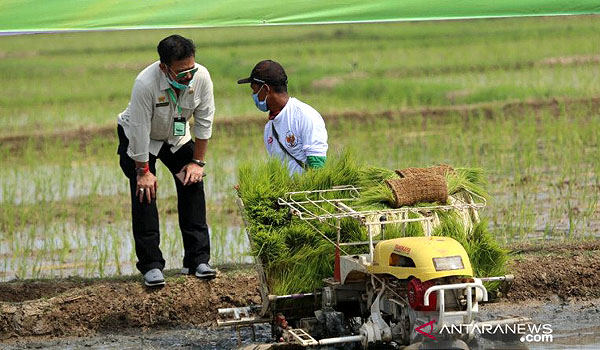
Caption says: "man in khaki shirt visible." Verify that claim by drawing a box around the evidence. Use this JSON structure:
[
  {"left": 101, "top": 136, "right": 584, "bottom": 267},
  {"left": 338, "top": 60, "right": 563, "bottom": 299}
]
[{"left": 117, "top": 34, "right": 216, "bottom": 286}]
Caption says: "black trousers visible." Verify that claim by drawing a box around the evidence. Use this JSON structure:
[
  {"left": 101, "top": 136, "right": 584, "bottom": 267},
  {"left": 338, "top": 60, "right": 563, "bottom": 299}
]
[{"left": 117, "top": 125, "right": 210, "bottom": 274}]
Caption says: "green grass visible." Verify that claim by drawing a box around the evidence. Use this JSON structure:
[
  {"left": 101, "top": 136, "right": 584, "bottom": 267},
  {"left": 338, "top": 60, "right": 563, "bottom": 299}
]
[
  {"left": 2, "top": 16, "right": 600, "bottom": 135},
  {"left": 0, "top": 16, "right": 599, "bottom": 281}
]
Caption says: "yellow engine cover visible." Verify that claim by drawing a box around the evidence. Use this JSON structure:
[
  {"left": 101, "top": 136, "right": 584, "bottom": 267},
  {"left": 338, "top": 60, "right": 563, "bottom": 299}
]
[{"left": 367, "top": 236, "right": 473, "bottom": 281}]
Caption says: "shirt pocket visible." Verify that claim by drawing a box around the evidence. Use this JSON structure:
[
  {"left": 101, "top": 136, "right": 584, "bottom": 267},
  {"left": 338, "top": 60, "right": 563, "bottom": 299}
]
[
  {"left": 183, "top": 97, "right": 201, "bottom": 119},
  {"left": 181, "top": 104, "right": 196, "bottom": 120},
  {"left": 149, "top": 106, "right": 172, "bottom": 140}
]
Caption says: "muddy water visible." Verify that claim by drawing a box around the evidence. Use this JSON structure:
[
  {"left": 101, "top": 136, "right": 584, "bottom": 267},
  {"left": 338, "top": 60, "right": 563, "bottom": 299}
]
[
  {"left": 3, "top": 299, "right": 599, "bottom": 350},
  {"left": 0, "top": 218, "right": 251, "bottom": 282},
  {"left": 476, "top": 299, "right": 600, "bottom": 350},
  {"left": 0, "top": 326, "right": 272, "bottom": 350}
]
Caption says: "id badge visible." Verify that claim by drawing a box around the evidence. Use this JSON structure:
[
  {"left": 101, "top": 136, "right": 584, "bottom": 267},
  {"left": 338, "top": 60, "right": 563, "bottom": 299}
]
[{"left": 173, "top": 117, "right": 186, "bottom": 136}]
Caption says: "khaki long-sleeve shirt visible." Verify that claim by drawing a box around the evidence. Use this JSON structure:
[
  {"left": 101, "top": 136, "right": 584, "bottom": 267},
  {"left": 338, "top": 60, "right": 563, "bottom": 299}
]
[{"left": 117, "top": 61, "right": 215, "bottom": 162}]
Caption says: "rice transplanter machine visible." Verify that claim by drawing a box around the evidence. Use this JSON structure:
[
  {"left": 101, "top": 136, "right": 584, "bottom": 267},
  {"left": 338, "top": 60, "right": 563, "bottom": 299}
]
[{"left": 219, "top": 186, "right": 526, "bottom": 349}]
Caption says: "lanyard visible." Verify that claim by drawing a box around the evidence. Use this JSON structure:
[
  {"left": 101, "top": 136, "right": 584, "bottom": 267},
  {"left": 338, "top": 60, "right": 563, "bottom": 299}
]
[
  {"left": 166, "top": 88, "right": 182, "bottom": 116},
  {"left": 167, "top": 88, "right": 186, "bottom": 136}
]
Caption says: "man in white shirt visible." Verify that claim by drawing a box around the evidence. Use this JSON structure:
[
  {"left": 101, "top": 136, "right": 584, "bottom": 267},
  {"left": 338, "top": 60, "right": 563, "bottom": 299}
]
[
  {"left": 238, "top": 60, "right": 328, "bottom": 176},
  {"left": 117, "top": 35, "right": 216, "bottom": 286}
]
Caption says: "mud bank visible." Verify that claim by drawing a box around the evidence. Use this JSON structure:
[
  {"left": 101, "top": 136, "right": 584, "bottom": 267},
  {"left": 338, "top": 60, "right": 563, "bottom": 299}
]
[
  {"left": 0, "top": 242, "right": 599, "bottom": 346},
  {"left": 3, "top": 300, "right": 600, "bottom": 350},
  {"left": 0, "top": 269, "right": 260, "bottom": 341}
]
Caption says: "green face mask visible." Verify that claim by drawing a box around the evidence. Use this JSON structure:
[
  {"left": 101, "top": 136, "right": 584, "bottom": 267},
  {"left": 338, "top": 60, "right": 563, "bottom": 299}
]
[
  {"left": 165, "top": 71, "right": 191, "bottom": 90},
  {"left": 165, "top": 65, "right": 197, "bottom": 90}
]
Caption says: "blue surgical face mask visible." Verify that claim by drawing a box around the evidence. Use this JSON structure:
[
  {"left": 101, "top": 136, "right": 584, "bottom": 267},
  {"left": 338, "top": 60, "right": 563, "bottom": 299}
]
[{"left": 252, "top": 84, "right": 269, "bottom": 112}]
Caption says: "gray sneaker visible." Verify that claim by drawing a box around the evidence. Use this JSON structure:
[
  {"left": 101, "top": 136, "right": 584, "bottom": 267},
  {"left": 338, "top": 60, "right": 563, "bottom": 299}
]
[
  {"left": 195, "top": 263, "right": 216, "bottom": 280},
  {"left": 143, "top": 268, "right": 165, "bottom": 287}
]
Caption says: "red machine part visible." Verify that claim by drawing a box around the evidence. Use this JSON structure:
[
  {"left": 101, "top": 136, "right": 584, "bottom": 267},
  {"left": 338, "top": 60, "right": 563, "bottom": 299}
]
[{"left": 407, "top": 278, "right": 437, "bottom": 311}]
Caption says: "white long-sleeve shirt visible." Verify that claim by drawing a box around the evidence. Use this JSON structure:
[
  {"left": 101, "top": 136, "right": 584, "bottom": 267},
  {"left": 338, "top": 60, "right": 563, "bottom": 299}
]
[{"left": 117, "top": 61, "right": 215, "bottom": 162}]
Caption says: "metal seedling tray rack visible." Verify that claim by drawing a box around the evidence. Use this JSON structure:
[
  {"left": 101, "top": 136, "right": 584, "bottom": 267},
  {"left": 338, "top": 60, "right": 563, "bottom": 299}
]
[
  {"left": 277, "top": 185, "right": 487, "bottom": 263},
  {"left": 277, "top": 185, "right": 485, "bottom": 224}
]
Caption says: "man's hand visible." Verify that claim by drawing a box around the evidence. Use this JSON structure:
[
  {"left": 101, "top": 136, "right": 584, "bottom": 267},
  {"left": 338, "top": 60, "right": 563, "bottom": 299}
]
[
  {"left": 136, "top": 172, "right": 158, "bottom": 203},
  {"left": 181, "top": 162, "right": 204, "bottom": 186}
]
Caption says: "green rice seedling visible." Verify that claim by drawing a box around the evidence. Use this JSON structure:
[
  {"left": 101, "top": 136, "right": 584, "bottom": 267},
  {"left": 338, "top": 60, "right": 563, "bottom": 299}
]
[
  {"left": 406, "top": 212, "right": 427, "bottom": 237},
  {"left": 339, "top": 217, "right": 367, "bottom": 243},
  {"left": 129, "top": 236, "right": 137, "bottom": 270},
  {"left": 458, "top": 168, "right": 487, "bottom": 189},
  {"left": 92, "top": 246, "right": 101, "bottom": 277},
  {"left": 270, "top": 242, "right": 335, "bottom": 294},
  {"left": 31, "top": 251, "right": 43, "bottom": 280},
  {"left": 58, "top": 230, "right": 71, "bottom": 265},
  {"left": 238, "top": 158, "right": 293, "bottom": 231},
  {"left": 238, "top": 158, "right": 292, "bottom": 200},
  {"left": 355, "top": 184, "right": 395, "bottom": 209},
  {"left": 316, "top": 221, "right": 342, "bottom": 242},
  {"left": 432, "top": 212, "right": 469, "bottom": 245},
  {"left": 251, "top": 229, "right": 290, "bottom": 265},
  {"left": 245, "top": 203, "right": 291, "bottom": 232},
  {"left": 384, "top": 213, "right": 426, "bottom": 239},
  {"left": 468, "top": 219, "right": 507, "bottom": 279},
  {"left": 282, "top": 223, "right": 321, "bottom": 254},
  {"left": 110, "top": 228, "right": 122, "bottom": 276},
  {"left": 280, "top": 151, "right": 366, "bottom": 218},
  {"left": 292, "top": 150, "right": 362, "bottom": 191},
  {"left": 357, "top": 166, "right": 398, "bottom": 188},
  {"left": 308, "top": 219, "right": 369, "bottom": 257},
  {"left": 446, "top": 168, "right": 489, "bottom": 199},
  {"left": 2, "top": 258, "right": 8, "bottom": 279},
  {"left": 97, "top": 242, "right": 110, "bottom": 278}
]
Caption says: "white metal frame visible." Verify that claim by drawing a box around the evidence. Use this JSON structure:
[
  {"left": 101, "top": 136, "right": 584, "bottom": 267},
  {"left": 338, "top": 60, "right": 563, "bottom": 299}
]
[
  {"left": 277, "top": 185, "right": 486, "bottom": 262},
  {"left": 277, "top": 185, "right": 486, "bottom": 222},
  {"left": 423, "top": 282, "right": 488, "bottom": 327}
]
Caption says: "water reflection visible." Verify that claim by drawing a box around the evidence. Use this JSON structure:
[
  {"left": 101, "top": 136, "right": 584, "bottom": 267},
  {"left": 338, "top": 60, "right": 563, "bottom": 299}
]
[{"left": 0, "top": 219, "right": 250, "bottom": 281}]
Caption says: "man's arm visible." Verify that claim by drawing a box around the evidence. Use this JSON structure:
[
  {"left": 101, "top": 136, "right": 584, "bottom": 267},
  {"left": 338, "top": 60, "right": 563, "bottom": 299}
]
[
  {"left": 127, "top": 79, "right": 153, "bottom": 162},
  {"left": 181, "top": 138, "right": 208, "bottom": 185},
  {"left": 183, "top": 67, "right": 214, "bottom": 185},
  {"left": 128, "top": 79, "right": 158, "bottom": 202},
  {"left": 192, "top": 67, "right": 215, "bottom": 141},
  {"left": 301, "top": 112, "right": 329, "bottom": 170},
  {"left": 193, "top": 139, "right": 208, "bottom": 162}
]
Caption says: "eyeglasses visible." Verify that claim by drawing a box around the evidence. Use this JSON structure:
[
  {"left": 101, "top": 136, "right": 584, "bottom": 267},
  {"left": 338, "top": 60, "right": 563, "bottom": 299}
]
[{"left": 169, "top": 66, "right": 198, "bottom": 79}]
